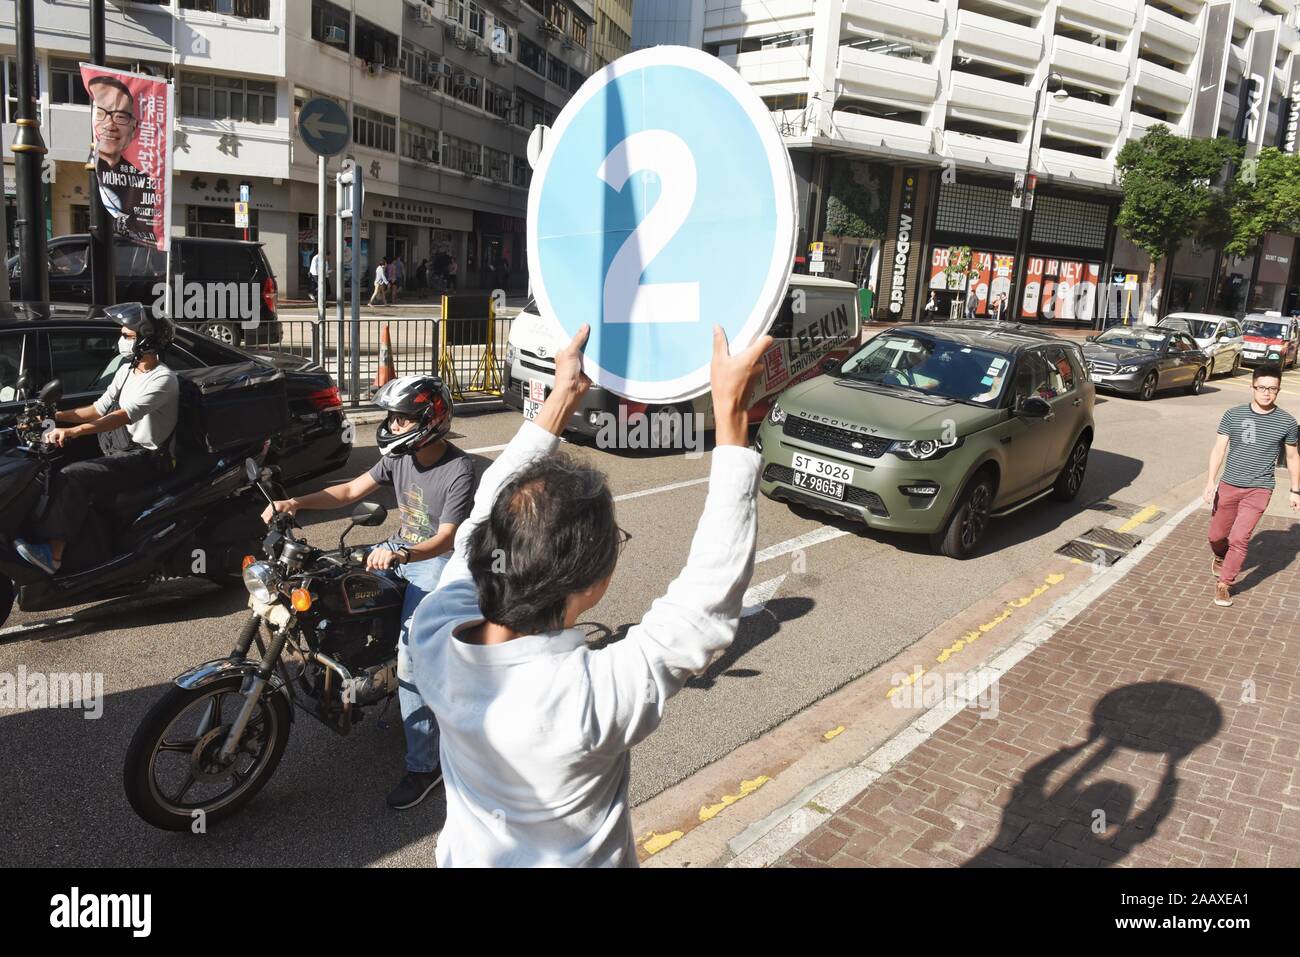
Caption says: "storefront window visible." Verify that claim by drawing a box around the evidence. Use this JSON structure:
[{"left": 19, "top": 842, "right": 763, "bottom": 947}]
[
  {"left": 1019, "top": 257, "right": 1103, "bottom": 324},
  {"left": 928, "top": 246, "right": 1016, "bottom": 318}
]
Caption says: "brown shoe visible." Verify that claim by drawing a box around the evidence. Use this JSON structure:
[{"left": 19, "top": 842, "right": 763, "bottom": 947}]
[
  {"left": 1212, "top": 555, "right": 1224, "bottom": 580},
  {"left": 1214, "top": 582, "right": 1233, "bottom": 607}
]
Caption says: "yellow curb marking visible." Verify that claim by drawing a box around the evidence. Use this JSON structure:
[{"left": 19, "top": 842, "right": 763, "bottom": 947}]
[
  {"left": 885, "top": 666, "right": 926, "bottom": 699},
  {"left": 641, "top": 831, "right": 684, "bottom": 855},
  {"left": 699, "top": 775, "right": 771, "bottom": 823},
  {"left": 823, "top": 725, "right": 846, "bottom": 741},
  {"left": 1118, "top": 505, "right": 1160, "bottom": 534},
  {"left": 929, "top": 572, "right": 1066, "bottom": 668}
]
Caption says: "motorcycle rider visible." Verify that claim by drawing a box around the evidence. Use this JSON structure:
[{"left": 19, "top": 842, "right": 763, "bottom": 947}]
[
  {"left": 262, "top": 374, "right": 474, "bottom": 810},
  {"left": 15, "top": 303, "right": 178, "bottom": 575}
]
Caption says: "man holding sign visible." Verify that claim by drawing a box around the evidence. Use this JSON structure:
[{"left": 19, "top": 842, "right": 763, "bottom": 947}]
[{"left": 407, "top": 323, "right": 771, "bottom": 867}]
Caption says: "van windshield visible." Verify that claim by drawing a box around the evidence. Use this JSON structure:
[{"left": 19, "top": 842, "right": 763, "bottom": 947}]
[{"left": 838, "top": 334, "right": 1014, "bottom": 406}]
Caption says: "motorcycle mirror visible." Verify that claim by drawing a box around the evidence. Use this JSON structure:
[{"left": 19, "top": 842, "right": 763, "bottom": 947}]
[
  {"left": 38, "top": 379, "right": 62, "bottom": 406},
  {"left": 245, "top": 458, "right": 259, "bottom": 483},
  {"left": 351, "top": 502, "right": 388, "bottom": 527}
]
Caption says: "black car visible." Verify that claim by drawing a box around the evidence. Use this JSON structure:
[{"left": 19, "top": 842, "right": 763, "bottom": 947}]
[
  {"left": 0, "top": 302, "right": 349, "bottom": 488},
  {"left": 1082, "top": 326, "right": 1211, "bottom": 399},
  {"left": 7, "top": 235, "right": 281, "bottom": 347}
]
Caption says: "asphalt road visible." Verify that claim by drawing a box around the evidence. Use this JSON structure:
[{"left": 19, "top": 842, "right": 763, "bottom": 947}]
[{"left": 3, "top": 361, "right": 1297, "bottom": 866}]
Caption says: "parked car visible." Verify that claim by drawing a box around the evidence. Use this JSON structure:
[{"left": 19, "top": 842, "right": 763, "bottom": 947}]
[
  {"left": 1156, "top": 312, "right": 1243, "bottom": 376},
  {"left": 1239, "top": 313, "right": 1299, "bottom": 369},
  {"left": 1082, "top": 327, "right": 1210, "bottom": 399},
  {"left": 0, "top": 302, "right": 348, "bottom": 488},
  {"left": 756, "top": 322, "right": 1096, "bottom": 559},
  {"left": 7, "top": 234, "right": 281, "bottom": 347}
]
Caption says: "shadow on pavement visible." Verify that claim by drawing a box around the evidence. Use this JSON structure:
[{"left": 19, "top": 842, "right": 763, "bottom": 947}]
[
  {"left": 1232, "top": 524, "right": 1300, "bottom": 595},
  {"left": 964, "top": 682, "right": 1222, "bottom": 867}
]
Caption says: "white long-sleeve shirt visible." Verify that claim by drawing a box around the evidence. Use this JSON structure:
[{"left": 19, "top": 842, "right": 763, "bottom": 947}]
[{"left": 408, "top": 420, "right": 760, "bottom": 867}]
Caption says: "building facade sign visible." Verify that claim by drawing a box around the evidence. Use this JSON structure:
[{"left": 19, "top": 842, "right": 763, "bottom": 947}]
[{"left": 888, "top": 169, "right": 918, "bottom": 316}]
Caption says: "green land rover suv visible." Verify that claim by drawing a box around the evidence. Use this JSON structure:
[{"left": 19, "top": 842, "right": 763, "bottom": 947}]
[{"left": 757, "top": 322, "right": 1096, "bottom": 559}]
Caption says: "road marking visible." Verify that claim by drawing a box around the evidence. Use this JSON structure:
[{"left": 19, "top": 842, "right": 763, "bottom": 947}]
[
  {"left": 823, "top": 726, "right": 846, "bottom": 741},
  {"left": 1117, "top": 505, "right": 1160, "bottom": 533},
  {"left": 926, "top": 571, "right": 1066, "bottom": 669},
  {"left": 755, "top": 526, "right": 850, "bottom": 564},
  {"left": 613, "top": 477, "right": 710, "bottom": 502},
  {"left": 1215, "top": 378, "right": 1300, "bottom": 398},
  {"left": 699, "top": 776, "right": 771, "bottom": 823},
  {"left": 741, "top": 574, "right": 787, "bottom": 617},
  {"left": 885, "top": 665, "right": 926, "bottom": 699},
  {"left": 641, "top": 831, "right": 684, "bottom": 855}
]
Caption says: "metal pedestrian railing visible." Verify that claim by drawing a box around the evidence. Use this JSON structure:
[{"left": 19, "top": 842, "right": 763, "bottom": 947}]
[{"left": 178, "top": 308, "right": 513, "bottom": 407}]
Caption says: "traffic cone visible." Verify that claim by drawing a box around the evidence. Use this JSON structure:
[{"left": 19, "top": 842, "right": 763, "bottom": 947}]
[{"left": 373, "top": 323, "right": 396, "bottom": 392}]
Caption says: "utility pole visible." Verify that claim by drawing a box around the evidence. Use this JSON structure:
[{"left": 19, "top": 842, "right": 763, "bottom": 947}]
[
  {"left": 87, "top": 0, "right": 116, "bottom": 305},
  {"left": 11, "top": 0, "right": 49, "bottom": 303}
]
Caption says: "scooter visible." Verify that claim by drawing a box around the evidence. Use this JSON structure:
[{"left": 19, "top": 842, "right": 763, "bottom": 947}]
[{"left": 0, "top": 379, "right": 274, "bottom": 628}]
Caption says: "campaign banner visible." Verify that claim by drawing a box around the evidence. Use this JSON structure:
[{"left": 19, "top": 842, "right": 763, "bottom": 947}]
[
  {"left": 1021, "top": 257, "right": 1044, "bottom": 319},
  {"left": 81, "top": 64, "right": 173, "bottom": 251},
  {"left": 989, "top": 254, "right": 1014, "bottom": 315}
]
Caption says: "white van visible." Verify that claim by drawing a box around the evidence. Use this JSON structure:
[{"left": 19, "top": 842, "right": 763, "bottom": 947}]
[{"left": 502, "top": 275, "right": 863, "bottom": 443}]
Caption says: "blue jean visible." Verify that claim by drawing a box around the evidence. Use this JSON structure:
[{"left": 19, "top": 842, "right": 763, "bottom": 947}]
[{"left": 392, "top": 550, "right": 449, "bottom": 773}]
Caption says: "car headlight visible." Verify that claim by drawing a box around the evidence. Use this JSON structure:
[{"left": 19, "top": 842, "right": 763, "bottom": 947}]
[
  {"left": 504, "top": 342, "right": 518, "bottom": 365},
  {"left": 888, "top": 435, "right": 963, "bottom": 460},
  {"left": 768, "top": 401, "right": 786, "bottom": 425},
  {"left": 242, "top": 561, "right": 277, "bottom": 604},
  {"left": 1119, "top": 364, "right": 1142, "bottom": 374}
]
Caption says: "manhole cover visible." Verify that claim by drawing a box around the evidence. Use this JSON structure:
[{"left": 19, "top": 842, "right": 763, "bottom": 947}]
[
  {"left": 1056, "top": 540, "right": 1126, "bottom": 565},
  {"left": 1077, "top": 526, "right": 1143, "bottom": 552}
]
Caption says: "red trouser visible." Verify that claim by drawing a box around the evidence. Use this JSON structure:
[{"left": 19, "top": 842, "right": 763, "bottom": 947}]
[{"left": 1208, "top": 482, "right": 1273, "bottom": 584}]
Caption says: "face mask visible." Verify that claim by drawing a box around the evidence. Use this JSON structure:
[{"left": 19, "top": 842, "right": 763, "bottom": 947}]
[{"left": 118, "top": 336, "right": 135, "bottom": 358}]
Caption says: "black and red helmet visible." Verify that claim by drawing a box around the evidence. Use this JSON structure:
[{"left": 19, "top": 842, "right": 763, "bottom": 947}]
[{"left": 373, "top": 374, "right": 453, "bottom": 456}]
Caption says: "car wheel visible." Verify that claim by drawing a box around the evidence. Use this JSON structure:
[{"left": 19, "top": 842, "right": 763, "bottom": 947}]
[
  {"left": 1138, "top": 371, "right": 1158, "bottom": 401},
  {"left": 1051, "top": 437, "right": 1090, "bottom": 502},
  {"left": 933, "top": 473, "right": 995, "bottom": 560},
  {"left": 200, "top": 322, "right": 241, "bottom": 347},
  {"left": 1185, "top": 367, "right": 1206, "bottom": 395}
]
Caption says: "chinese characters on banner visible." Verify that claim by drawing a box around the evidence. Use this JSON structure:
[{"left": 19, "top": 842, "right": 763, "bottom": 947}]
[{"left": 80, "top": 64, "right": 173, "bottom": 251}]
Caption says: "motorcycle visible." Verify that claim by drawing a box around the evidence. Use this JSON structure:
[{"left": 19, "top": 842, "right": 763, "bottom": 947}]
[
  {"left": 0, "top": 379, "right": 274, "bottom": 628},
  {"left": 124, "top": 459, "right": 406, "bottom": 830}
]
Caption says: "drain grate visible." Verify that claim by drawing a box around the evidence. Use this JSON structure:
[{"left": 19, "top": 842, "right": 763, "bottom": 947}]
[
  {"left": 1056, "top": 540, "right": 1127, "bottom": 565},
  {"left": 1077, "top": 526, "right": 1143, "bottom": 552}
]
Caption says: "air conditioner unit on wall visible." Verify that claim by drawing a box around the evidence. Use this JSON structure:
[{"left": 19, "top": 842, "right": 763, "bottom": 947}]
[
  {"left": 445, "top": 23, "right": 462, "bottom": 41},
  {"left": 421, "top": 4, "right": 436, "bottom": 24},
  {"left": 490, "top": 50, "right": 506, "bottom": 66}
]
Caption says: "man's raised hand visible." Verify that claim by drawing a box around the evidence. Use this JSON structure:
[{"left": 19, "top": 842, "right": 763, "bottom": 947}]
[
  {"left": 534, "top": 324, "right": 592, "bottom": 436},
  {"left": 711, "top": 325, "right": 772, "bottom": 448}
]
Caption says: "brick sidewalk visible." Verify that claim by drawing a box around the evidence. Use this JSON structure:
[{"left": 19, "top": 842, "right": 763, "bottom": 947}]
[{"left": 779, "top": 511, "right": 1300, "bottom": 868}]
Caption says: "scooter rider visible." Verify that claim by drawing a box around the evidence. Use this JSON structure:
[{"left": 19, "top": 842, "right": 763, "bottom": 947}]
[
  {"left": 15, "top": 303, "right": 178, "bottom": 576},
  {"left": 261, "top": 375, "right": 475, "bottom": 810}
]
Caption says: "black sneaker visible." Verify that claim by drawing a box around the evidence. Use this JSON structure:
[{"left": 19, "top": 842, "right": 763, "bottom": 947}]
[{"left": 386, "top": 768, "right": 443, "bottom": 810}]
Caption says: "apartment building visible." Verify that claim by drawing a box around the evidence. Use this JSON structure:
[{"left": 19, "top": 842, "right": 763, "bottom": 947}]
[
  {"left": 1, "top": 0, "right": 597, "bottom": 297},
  {"left": 648, "top": 0, "right": 1300, "bottom": 323},
  {"left": 593, "top": 0, "right": 635, "bottom": 67}
]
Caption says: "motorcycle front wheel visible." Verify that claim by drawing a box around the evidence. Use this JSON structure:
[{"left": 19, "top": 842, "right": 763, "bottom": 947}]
[{"left": 123, "top": 674, "right": 291, "bottom": 831}]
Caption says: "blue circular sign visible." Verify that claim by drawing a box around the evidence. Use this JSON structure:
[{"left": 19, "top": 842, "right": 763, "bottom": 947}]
[
  {"left": 298, "top": 97, "right": 350, "bottom": 157},
  {"left": 527, "top": 46, "right": 796, "bottom": 403}
]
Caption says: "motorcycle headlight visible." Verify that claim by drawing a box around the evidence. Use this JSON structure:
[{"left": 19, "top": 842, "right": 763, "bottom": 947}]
[
  {"left": 242, "top": 561, "right": 277, "bottom": 604},
  {"left": 889, "top": 435, "right": 963, "bottom": 460},
  {"left": 768, "top": 401, "right": 786, "bottom": 426},
  {"left": 1119, "top": 364, "right": 1142, "bottom": 374}
]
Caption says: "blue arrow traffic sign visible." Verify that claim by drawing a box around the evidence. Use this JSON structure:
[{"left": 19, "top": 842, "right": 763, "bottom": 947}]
[
  {"left": 527, "top": 46, "right": 796, "bottom": 404},
  {"left": 298, "top": 97, "right": 350, "bottom": 157}
]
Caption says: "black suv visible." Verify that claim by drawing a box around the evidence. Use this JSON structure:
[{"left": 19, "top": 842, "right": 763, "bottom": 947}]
[{"left": 7, "top": 235, "right": 281, "bottom": 347}]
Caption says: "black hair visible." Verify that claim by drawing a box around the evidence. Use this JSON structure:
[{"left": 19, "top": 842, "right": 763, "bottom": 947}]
[
  {"left": 1252, "top": 363, "right": 1283, "bottom": 383},
  {"left": 87, "top": 76, "right": 135, "bottom": 111},
  {"left": 467, "top": 451, "right": 619, "bottom": 634}
]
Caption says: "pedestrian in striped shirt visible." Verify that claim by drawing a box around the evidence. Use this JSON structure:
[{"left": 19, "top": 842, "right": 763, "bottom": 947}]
[{"left": 1202, "top": 364, "right": 1300, "bottom": 606}]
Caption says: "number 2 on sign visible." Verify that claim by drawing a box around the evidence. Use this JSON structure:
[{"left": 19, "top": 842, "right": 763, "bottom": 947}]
[{"left": 597, "top": 130, "right": 700, "bottom": 324}]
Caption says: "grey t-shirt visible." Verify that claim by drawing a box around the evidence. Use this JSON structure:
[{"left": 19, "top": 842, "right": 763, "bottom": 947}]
[
  {"left": 94, "top": 362, "right": 179, "bottom": 451},
  {"left": 368, "top": 443, "right": 475, "bottom": 546}
]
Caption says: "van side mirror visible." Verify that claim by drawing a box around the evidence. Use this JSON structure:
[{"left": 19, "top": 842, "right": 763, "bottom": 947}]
[{"left": 820, "top": 356, "right": 840, "bottom": 374}]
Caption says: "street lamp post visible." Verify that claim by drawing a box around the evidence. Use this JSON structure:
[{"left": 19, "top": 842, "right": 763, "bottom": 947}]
[
  {"left": 1009, "top": 72, "right": 1067, "bottom": 323},
  {"left": 11, "top": 0, "right": 49, "bottom": 303},
  {"left": 87, "top": 0, "right": 116, "bottom": 306}
]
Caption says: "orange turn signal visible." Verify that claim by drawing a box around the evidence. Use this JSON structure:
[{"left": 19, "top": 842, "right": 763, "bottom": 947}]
[
  {"left": 290, "top": 588, "right": 313, "bottom": 612},
  {"left": 241, "top": 555, "right": 257, "bottom": 570}
]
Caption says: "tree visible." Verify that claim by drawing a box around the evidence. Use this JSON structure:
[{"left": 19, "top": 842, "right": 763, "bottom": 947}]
[
  {"left": 1225, "top": 147, "right": 1300, "bottom": 257},
  {"left": 1115, "top": 126, "right": 1241, "bottom": 316},
  {"left": 824, "top": 159, "right": 887, "bottom": 239}
]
